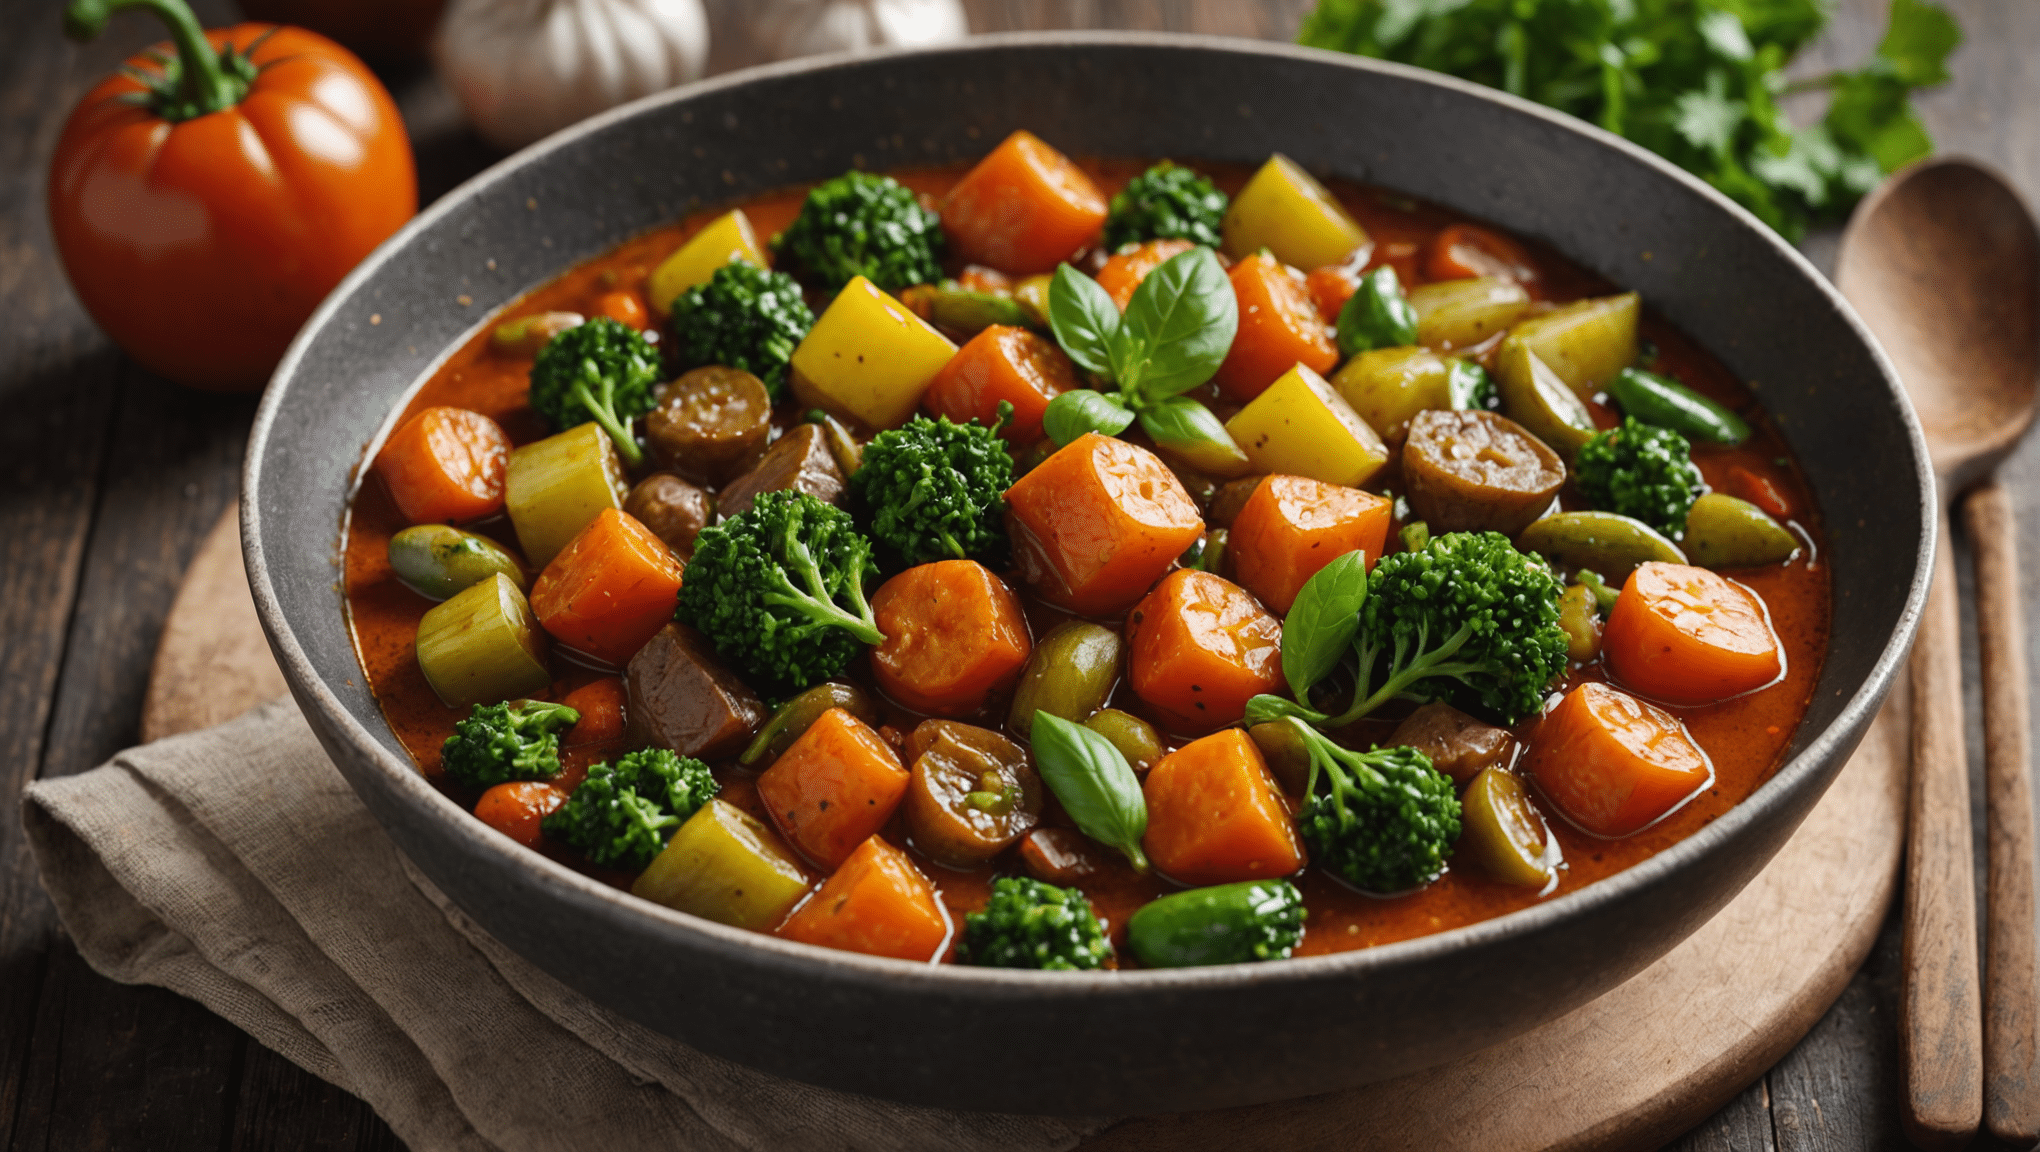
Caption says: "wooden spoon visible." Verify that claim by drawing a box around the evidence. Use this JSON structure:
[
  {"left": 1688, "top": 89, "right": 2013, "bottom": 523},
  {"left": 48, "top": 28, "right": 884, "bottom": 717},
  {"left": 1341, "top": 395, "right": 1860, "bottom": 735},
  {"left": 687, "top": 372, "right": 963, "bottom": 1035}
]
[{"left": 1837, "top": 156, "right": 2040, "bottom": 1150}]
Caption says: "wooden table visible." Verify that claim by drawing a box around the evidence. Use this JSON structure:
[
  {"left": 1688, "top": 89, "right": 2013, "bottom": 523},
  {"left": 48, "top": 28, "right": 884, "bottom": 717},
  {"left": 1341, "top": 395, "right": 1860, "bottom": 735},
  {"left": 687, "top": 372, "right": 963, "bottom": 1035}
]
[{"left": 0, "top": 1, "right": 2031, "bottom": 1147}]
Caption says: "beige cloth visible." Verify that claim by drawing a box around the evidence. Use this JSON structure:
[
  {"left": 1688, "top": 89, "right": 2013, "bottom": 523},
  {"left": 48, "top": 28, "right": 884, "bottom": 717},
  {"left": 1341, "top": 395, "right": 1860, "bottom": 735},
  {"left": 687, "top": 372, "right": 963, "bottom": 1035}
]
[{"left": 21, "top": 698, "right": 1108, "bottom": 1152}]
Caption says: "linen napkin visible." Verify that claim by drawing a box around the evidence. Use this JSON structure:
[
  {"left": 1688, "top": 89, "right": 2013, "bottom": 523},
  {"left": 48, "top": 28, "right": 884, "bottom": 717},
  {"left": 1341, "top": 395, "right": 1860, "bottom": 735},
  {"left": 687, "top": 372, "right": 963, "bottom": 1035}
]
[{"left": 20, "top": 697, "right": 1109, "bottom": 1152}]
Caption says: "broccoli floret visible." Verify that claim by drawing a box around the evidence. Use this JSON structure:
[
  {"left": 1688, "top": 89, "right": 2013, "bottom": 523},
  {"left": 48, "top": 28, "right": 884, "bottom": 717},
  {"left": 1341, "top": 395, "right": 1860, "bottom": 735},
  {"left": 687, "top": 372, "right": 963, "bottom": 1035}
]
[
  {"left": 1574, "top": 417, "right": 1706, "bottom": 539},
  {"left": 527, "top": 316, "right": 660, "bottom": 468},
  {"left": 851, "top": 409, "right": 1013, "bottom": 566},
  {"left": 540, "top": 748, "right": 718, "bottom": 871},
  {"left": 669, "top": 261, "right": 815, "bottom": 401},
  {"left": 772, "top": 171, "right": 944, "bottom": 292},
  {"left": 1288, "top": 721, "right": 1461, "bottom": 893},
  {"left": 1103, "top": 161, "right": 1228, "bottom": 251},
  {"left": 959, "top": 876, "right": 1112, "bottom": 971},
  {"left": 439, "top": 699, "right": 581, "bottom": 789},
  {"left": 673, "top": 489, "right": 883, "bottom": 690}
]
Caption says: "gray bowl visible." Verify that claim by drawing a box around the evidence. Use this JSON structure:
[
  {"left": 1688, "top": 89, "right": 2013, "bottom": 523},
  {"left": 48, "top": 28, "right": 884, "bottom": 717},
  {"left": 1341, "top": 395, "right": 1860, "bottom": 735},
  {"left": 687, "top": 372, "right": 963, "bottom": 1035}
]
[{"left": 244, "top": 32, "right": 1932, "bottom": 1117}]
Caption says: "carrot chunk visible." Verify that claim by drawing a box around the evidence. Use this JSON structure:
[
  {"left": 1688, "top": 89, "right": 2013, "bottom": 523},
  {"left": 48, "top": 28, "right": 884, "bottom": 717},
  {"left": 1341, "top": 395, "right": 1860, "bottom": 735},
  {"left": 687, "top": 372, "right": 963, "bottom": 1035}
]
[
  {"left": 871, "top": 561, "right": 1033, "bottom": 716},
  {"left": 1229, "top": 475, "right": 1393, "bottom": 614},
  {"left": 778, "top": 835, "right": 951, "bottom": 962},
  {"left": 595, "top": 289, "right": 649, "bottom": 328},
  {"left": 1304, "top": 263, "right": 1359, "bottom": 325},
  {"left": 374, "top": 406, "right": 511, "bottom": 524},
  {"left": 1005, "top": 432, "right": 1204, "bottom": 616},
  {"left": 1096, "top": 238, "right": 1195, "bottom": 309},
  {"left": 940, "top": 130, "right": 1108, "bottom": 274},
  {"left": 756, "top": 707, "right": 911, "bottom": 870},
  {"left": 1126, "top": 569, "right": 1284, "bottom": 732},
  {"left": 474, "top": 781, "right": 567, "bottom": 849},
  {"left": 1424, "top": 223, "right": 1541, "bottom": 288},
  {"left": 1142, "top": 729, "right": 1305, "bottom": 885},
  {"left": 1726, "top": 464, "right": 1794, "bottom": 520},
  {"left": 558, "top": 676, "right": 627, "bottom": 746},
  {"left": 1604, "top": 561, "right": 1783, "bottom": 704},
  {"left": 1212, "top": 253, "right": 1339, "bottom": 404},
  {"left": 1525, "top": 681, "right": 1715, "bottom": 837},
  {"left": 922, "top": 324, "right": 1075, "bottom": 444},
  {"left": 529, "top": 508, "right": 686, "bottom": 667}
]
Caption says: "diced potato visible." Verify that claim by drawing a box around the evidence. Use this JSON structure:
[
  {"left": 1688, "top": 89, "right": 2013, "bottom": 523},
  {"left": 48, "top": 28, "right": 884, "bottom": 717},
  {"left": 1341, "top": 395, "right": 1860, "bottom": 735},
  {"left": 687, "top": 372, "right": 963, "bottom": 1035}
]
[
  {"left": 790, "top": 276, "right": 958, "bottom": 430},
  {"left": 1221, "top": 154, "right": 1368, "bottom": 272},
  {"left": 1224, "top": 363, "right": 1388, "bottom": 488},
  {"left": 414, "top": 572, "right": 552, "bottom": 709},
  {"left": 1503, "top": 292, "right": 1639, "bottom": 399},
  {"left": 1409, "top": 277, "right": 1532, "bottom": 351},
  {"left": 646, "top": 209, "right": 766, "bottom": 317},
  {"left": 1494, "top": 340, "right": 1598, "bottom": 458},
  {"left": 632, "top": 798, "right": 812, "bottom": 930},
  {"left": 1332, "top": 346, "right": 1455, "bottom": 440},
  {"left": 505, "top": 422, "right": 629, "bottom": 568}
]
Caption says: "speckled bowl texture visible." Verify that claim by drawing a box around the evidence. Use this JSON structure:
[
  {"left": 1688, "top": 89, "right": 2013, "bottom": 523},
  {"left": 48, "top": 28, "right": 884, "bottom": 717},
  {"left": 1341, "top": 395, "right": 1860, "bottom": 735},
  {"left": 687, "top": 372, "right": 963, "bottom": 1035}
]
[{"left": 245, "top": 33, "right": 1932, "bottom": 1117}]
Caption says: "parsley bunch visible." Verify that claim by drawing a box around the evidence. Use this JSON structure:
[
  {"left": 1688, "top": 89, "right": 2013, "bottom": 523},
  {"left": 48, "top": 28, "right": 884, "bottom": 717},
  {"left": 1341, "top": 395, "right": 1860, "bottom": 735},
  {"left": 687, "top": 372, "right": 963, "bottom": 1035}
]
[{"left": 1298, "top": 0, "right": 1960, "bottom": 239}]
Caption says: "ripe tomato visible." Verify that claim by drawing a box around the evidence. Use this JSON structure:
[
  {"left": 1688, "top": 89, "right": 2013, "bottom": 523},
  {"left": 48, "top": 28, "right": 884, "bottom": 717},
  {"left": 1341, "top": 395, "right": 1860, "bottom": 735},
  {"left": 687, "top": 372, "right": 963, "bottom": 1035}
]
[{"left": 48, "top": 5, "right": 415, "bottom": 391}]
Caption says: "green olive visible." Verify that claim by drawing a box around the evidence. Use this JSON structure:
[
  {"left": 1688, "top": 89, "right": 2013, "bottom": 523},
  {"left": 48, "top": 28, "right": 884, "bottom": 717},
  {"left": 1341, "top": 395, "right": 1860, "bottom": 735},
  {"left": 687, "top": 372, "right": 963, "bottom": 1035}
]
[
  {"left": 388, "top": 525, "right": 528, "bottom": 601},
  {"left": 1517, "top": 511, "right": 1686, "bottom": 582},
  {"left": 1458, "top": 767, "right": 1559, "bottom": 888},
  {"left": 738, "top": 682, "right": 879, "bottom": 767},
  {"left": 1248, "top": 721, "right": 1313, "bottom": 796},
  {"left": 1495, "top": 339, "right": 1597, "bottom": 458},
  {"left": 1007, "top": 621, "right": 1123, "bottom": 736},
  {"left": 1557, "top": 584, "right": 1604, "bottom": 663},
  {"left": 490, "top": 310, "right": 583, "bottom": 357},
  {"left": 1683, "top": 493, "right": 1798, "bottom": 568},
  {"left": 1084, "top": 709, "right": 1164, "bottom": 774}
]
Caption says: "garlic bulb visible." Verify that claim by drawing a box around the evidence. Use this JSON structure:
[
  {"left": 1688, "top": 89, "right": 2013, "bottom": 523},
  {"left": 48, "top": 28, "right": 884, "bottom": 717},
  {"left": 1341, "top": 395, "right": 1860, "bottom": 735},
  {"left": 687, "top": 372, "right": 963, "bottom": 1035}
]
[
  {"left": 752, "top": 0, "right": 967, "bottom": 60},
  {"left": 436, "top": 0, "right": 710, "bottom": 151}
]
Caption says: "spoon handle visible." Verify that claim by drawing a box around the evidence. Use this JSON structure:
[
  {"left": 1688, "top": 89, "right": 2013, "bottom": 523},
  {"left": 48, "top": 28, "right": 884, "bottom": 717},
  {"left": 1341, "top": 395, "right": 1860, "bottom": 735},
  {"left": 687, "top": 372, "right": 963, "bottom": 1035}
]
[
  {"left": 1902, "top": 508, "right": 1984, "bottom": 1148},
  {"left": 1966, "top": 481, "right": 2040, "bottom": 1145}
]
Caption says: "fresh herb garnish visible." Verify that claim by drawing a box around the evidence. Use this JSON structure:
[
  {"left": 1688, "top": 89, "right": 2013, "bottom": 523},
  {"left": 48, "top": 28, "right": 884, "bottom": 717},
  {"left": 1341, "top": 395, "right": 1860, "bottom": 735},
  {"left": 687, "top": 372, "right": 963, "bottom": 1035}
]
[
  {"left": 1334, "top": 265, "right": 1418, "bottom": 357},
  {"left": 1029, "top": 711, "right": 1150, "bottom": 872}
]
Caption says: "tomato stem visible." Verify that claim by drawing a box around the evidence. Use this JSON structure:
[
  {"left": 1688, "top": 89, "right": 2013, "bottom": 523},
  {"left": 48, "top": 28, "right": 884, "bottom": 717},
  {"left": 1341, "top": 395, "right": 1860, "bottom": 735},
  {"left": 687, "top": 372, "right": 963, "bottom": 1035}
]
[{"left": 65, "top": 0, "right": 250, "bottom": 122}]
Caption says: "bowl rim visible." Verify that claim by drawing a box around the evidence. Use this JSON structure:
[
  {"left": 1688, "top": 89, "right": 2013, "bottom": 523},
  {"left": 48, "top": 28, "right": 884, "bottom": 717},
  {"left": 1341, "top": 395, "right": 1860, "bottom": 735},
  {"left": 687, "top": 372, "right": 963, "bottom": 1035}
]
[{"left": 244, "top": 29, "right": 1935, "bottom": 995}]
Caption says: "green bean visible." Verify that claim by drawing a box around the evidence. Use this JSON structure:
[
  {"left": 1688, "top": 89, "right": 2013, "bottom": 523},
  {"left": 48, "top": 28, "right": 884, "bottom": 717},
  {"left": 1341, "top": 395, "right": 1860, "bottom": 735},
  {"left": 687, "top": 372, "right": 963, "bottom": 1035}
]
[
  {"left": 388, "top": 524, "right": 527, "bottom": 601},
  {"left": 1607, "top": 368, "right": 1752, "bottom": 445},
  {"left": 1126, "top": 879, "right": 1306, "bottom": 967},
  {"left": 1683, "top": 492, "right": 1798, "bottom": 567},
  {"left": 738, "top": 682, "right": 879, "bottom": 766},
  {"left": 1516, "top": 511, "right": 1686, "bottom": 582}
]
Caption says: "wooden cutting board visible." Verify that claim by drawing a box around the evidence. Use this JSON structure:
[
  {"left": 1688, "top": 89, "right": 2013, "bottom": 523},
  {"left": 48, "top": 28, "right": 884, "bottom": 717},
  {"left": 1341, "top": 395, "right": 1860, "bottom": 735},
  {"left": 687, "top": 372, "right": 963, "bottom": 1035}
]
[{"left": 144, "top": 503, "right": 1908, "bottom": 1152}]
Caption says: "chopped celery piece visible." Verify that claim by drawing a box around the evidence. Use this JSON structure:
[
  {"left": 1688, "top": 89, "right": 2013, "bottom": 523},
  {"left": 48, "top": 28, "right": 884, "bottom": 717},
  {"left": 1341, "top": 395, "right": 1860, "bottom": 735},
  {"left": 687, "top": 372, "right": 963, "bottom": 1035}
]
[
  {"left": 505, "top": 421, "right": 628, "bottom": 568},
  {"left": 632, "top": 798, "right": 812, "bottom": 929},
  {"left": 414, "top": 572, "right": 551, "bottom": 709}
]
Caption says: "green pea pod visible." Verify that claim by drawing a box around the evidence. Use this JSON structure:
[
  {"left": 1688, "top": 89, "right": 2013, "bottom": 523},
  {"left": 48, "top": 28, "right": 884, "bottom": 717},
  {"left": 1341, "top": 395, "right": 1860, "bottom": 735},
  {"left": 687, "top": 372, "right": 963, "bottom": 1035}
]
[
  {"left": 1138, "top": 396, "right": 1251, "bottom": 477},
  {"left": 388, "top": 525, "right": 528, "bottom": 601},
  {"left": 927, "top": 283, "right": 1038, "bottom": 334},
  {"left": 1127, "top": 879, "right": 1307, "bottom": 967},
  {"left": 1030, "top": 711, "right": 1149, "bottom": 872},
  {"left": 1042, "top": 388, "right": 1136, "bottom": 446},
  {"left": 1607, "top": 368, "right": 1752, "bottom": 445},
  {"left": 1336, "top": 266, "right": 1419, "bottom": 358}
]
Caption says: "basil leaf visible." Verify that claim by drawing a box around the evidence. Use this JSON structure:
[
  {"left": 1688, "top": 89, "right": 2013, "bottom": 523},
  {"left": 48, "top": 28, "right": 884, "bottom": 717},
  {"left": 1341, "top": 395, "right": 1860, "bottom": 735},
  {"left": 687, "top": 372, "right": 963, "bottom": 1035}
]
[
  {"left": 1030, "top": 711, "right": 1149, "bottom": 872},
  {"left": 1048, "top": 264, "right": 1120, "bottom": 378},
  {"left": 1448, "top": 359, "right": 1500, "bottom": 411},
  {"left": 1117, "top": 246, "right": 1237, "bottom": 400},
  {"left": 1243, "top": 694, "right": 1328, "bottom": 727},
  {"left": 1042, "top": 389, "right": 1135, "bottom": 447},
  {"left": 1335, "top": 266, "right": 1419, "bottom": 358},
  {"left": 1280, "top": 550, "right": 1370, "bottom": 704},
  {"left": 1137, "top": 396, "right": 1249, "bottom": 477}
]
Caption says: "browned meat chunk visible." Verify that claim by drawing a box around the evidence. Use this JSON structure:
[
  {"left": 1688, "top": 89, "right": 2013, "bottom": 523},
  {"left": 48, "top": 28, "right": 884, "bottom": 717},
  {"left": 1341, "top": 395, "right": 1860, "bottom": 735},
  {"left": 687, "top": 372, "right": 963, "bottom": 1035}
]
[
  {"left": 1388, "top": 701, "right": 1515, "bottom": 785},
  {"left": 624, "top": 624, "right": 767, "bottom": 760},
  {"left": 645, "top": 366, "right": 773, "bottom": 485},
  {"left": 623, "top": 472, "right": 712, "bottom": 561},
  {"left": 1403, "top": 409, "right": 1565, "bottom": 536},
  {"left": 715, "top": 422, "right": 846, "bottom": 519}
]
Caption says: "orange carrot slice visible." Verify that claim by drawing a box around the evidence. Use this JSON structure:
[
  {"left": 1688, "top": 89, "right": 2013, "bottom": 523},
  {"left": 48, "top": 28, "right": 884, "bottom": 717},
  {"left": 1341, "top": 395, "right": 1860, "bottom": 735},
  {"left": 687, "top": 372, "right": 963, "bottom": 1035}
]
[
  {"left": 1526, "top": 681, "right": 1714, "bottom": 837},
  {"left": 922, "top": 324, "right": 1075, "bottom": 444},
  {"left": 1229, "top": 474, "right": 1393, "bottom": 614},
  {"left": 1603, "top": 561, "right": 1783, "bottom": 704},
  {"left": 940, "top": 130, "right": 1107, "bottom": 274},
  {"left": 756, "top": 707, "right": 910, "bottom": 870},
  {"left": 1213, "top": 253, "right": 1339, "bottom": 404},
  {"left": 778, "top": 835, "right": 951, "bottom": 961},
  {"left": 1125, "top": 569, "right": 1284, "bottom": 732},
  {"left": 1096, "top": 238, "right": 1195, "bottom": 309},
  {"left": 870, "top": 561, "right": 1033, "bottom": 717},
  {"left": 374, "top": 406, "right": 511, "bottom": 524},
  {"left": 1005, "top": 432, "right": 1204, "bottom": 616}
]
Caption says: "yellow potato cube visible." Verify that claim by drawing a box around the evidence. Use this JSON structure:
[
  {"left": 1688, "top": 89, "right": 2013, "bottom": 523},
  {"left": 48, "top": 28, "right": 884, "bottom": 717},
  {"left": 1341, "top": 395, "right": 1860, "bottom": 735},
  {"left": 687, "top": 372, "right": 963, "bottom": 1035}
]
[
  {"left": 647, "top": 209, "right": 767, "bottom": 316},
  {"left": 1333, "top": 346, "right": 1455, "bottom": 440},
  {"left": 1503, "top": 292, "right": 1640, "bottom": 399},
  {"left": 1225, "top": 363, "right": 1388, "bottom": 488},
  {"left": 790, "top": 276, "right": 957, "bottom": 430},
  {"left": 1409, "top": 277, "right": 1532, "bottom": 351},
  {"left": 1222, "top": 154, "right": 1368, "bottom": 272}
]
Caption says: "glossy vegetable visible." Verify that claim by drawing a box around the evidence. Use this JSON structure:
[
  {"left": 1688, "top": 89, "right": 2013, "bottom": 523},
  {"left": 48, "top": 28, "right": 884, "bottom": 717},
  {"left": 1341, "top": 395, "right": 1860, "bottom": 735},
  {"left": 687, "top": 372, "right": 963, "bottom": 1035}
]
[
  {"left": 779, "top": 835, "right": 952, "bottom": 962},
  {"left": 1126, "top": 569, "right": 1285, "bottom": 732},
  {"left": 853, "top": 414, "right": 1013, "bottom": 565},
  {"left": 1223, "top": 475, "right": 1387, "bottom": 619},
  {"left": 632, "top": 798, "right": 810, "bottom": 930},
  {"left": 1288, "top": 720, "right": 1459, "bottom": 892},
  {"left": 870, "top": 561, "right": 1033, "bottom": 716},
  {"left": 1030, "top": 712, "right": 1150, "bottom": 872},
  {"left": 1401, "top": 409, "right": 1566, "bottom": 536},
  {"left": 1126, "top": 878, "right": 1306, "bottom": 968},
  {"left": 923, "top": 325, "right": 1075, "bottom": 444},
  {"left": 792, "top": 276, "right": 959, "bottom": 430},
  {"left": 647, "top": 209, "right": 765, "bottom": 316},
  {"left": 1424, "top": 224, "right": 1540, "bottom": 286},
  {"left": 645, "top": 366, "right": 774, "bottom": 485},
  {"left": 1494, "top": 340, "right": 1597, "bottom": 458},
  {"left": 1408, "top": 277, "right": 1532, "bottom": 351},
  {"left": 1607, "top": 368, "right": 1751, "bottom": 445},
  {"left": 671, "top": 261, "right": 815, "bottom": 401},
  {"left": 902, "top": 720, "right": 1042, "bottom": 866},
  {"left": 504, "top": 422, "right": 629, "bottom": 569},
  {"left": 1274, "top": 551, "right": 1369, "bottom": 715},
  {"left": 1103, "top": 161, "right": 1227, "bottom": 250},
  {"left": 740, "top": 682, "right": 878, "bottom": 767},
  {"left": 528, "top": 316, "right": 661, "bottom": 467},
  {"left": 1247, "top": 720, "right": 1313, "bottom": 796},
  {"left": 622, "top": 472, "right": 711, "bottom": 561},
  {"left": 52, "top": 0, "right": 415, "bottom": 390},
  {"left": 1334, "top": 265, "right": 1419, "bottom": 357},
  {"left": 1332, "top": 346, "right": 1462, "bottom": 441},
  {"left": 1604, "top": 561, "right": 1784, "bottom": 703},
  {"left": 958, "top": 876, "right": 1110, "bottom": 970},
  {"left": 1143, "top": 728, "right": 1306, "bottom": 886},
  {"left": 491, "top": 311, "right": 584, "bottom": 357},
  {"left": 414, "top": 572, "right": 552, "bottom": 709},
  {"left": 1220, "top": 153, "right": 1367, "bottom": 271},
  {"left": 1386, "top": 702, "right": 1514, "bottom": 786},
  {"left": 775, "top": 171, "right": 944, "bottom": 292},
  {"left": 1526, "top": 681, "right": 1715, "bottom": 837},
  {"left": 940, "top": 130, "right": 1108, "bottom": 274},
  {"left": 543, "top": 747, "right": 718, "bottom": 870},
  {"left": 1004, "top": 433, "right": 1204, "bottom": 615},
  {"left": 1499, "top": 293, "right": 1639, "bottom": 400},
  {"left": 1682, "top": 493, "right": 1799, "bottom": 567},
  {"left": 715, "top": 422, "right": 847, "bottom": 521},
  {"left": 388, "top": 524, "right": 526, "bottom": 601},
  {"left": 1225, "top": 364, "right": 1389, "bottom": 488},
  {"left": 1084, "top": 709, "right": 1164, "bottom": 774},
  {"left": 1516, "top": 510, "right": 1687, "bottom": 582},
  {"left": 756, "top": 706, "right": 910, "bottom": 869},
  {"left": 1097, "top": 238, "right": 1195, "bottom": 309},
  {"left": 558, "top": 677, "right": 626, "bottom": 746},
  {"left": 1006, "top": 621, "right": 1124, "bottom": 735},
  {"left": 1557, "top": 583, "right": 1605, "bottom": 662},
  {"left": 529, "top": 508, "right": 686, "bottom": 666},
  {"left": 1574, "top": 417, "right": 1706, "bottom": 540},
  {"left": 439, "top": 699, "right": 579, "bottom": 789},
  {"left": 1727, "top": 465, "right": 1795, "bottom": 520},
  {"left": 375, "top": 407, "right": 512, "bottom": 525},
  {"left": 474, "top": 781, "right": 567, "bottom": 849},
  {"left": 1457, "top": 768, "right": 1558, "bottom": 887},
  {"left": 1017, "top": 827, "right": 1110, "bottom": 886},
  {"left": 1212, "top": 253, "right": 1340, "bottom": 404}
]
